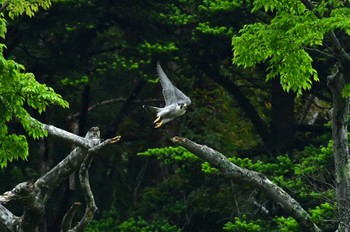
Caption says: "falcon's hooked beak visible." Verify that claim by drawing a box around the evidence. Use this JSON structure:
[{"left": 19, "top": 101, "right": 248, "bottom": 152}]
[{"left": 180, "top": 103, "right": 187, "bottom": 110}]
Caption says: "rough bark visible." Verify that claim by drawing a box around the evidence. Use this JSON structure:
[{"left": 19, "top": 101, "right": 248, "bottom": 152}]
[
  {"left": 42, "top": 123, "right": 94, "bottom": 149},
  {"left": 328, "top": 70, "right": 350, "bottom": 231},
  {"left": 0, "top": 121, "right": 120, "bottom": 231},
  {"left": 67, "top": 113, "right": 80, "bottom": 191},
  {"left": 67, "top": 138, "right": 110, "bottom": 231},
  {"left": 171, "top": 136, "right": 321, "bottom": 232},
  {"left": 35, "top": 127, "right": 101, "bottom": 194},
  {"left": 292, "top": 1, "right": 350, "bottom": 230},
  {"left": 0, "top": 203, "right": 19, "bottom": 231}
]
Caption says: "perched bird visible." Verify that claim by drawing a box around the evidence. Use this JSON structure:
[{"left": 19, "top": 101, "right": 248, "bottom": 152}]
[{"left": 143, "top": 63, "right": 191, "bottom": 128}]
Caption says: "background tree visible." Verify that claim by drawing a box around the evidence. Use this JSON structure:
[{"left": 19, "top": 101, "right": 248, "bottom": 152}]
[
  {"left": 232, "top": 0, "right": 350, "bottom": 231},
  {"left": 0, "top": 0, "right": 344, "bottom": 231},
  {"left": 0, "top": 1, "right": 120, "bottom": 231}
]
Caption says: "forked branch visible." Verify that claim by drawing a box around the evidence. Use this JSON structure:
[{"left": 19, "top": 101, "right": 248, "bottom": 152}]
[{"left": 0, "top": 122, "right": 121, "bottom": 232}]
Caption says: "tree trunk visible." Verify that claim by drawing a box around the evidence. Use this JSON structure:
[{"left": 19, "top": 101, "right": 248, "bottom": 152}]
[
  {"left": 328, "top": 70, "right": 350, "bottom": 231},
  {"left": 271, "top": 78, "right": 295, "bottom": 154},
  {"left": 201, "top": 64, "right": 272, "bottom": 150}
]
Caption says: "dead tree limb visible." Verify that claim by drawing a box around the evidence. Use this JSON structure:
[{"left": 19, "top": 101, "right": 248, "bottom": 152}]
[
  {"left": 0, "top": 122, "right": 121, "bottom": 232},
  {"left": 61, "top": 202, "right": 81, "bottom": 232},
  {"left": 171, "top": 136, "right": 321, "bottom": 232},
  {"left": 69, "top": 136, "right": 121, "bottom": 232}
]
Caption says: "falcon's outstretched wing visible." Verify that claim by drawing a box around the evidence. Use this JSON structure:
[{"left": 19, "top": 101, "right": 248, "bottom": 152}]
[
  {"left": 157, "top": 63, "right": 177, "bottom": 106},
  {"left": 174, "top": 88, "right": 191, "bottom": 106},
  {"left": 157, "top": 63, "right": 191, "bottom": 106}
]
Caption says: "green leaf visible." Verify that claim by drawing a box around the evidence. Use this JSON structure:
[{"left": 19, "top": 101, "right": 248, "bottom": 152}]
[
  {"left": 232, "top": 6, "right": 324, "bottom": 94},
  {"left": 0, "top": 0, "right": 70, "bottom": 168}
]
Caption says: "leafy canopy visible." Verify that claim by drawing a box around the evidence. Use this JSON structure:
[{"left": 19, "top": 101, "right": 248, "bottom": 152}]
[
  {"left": 0, "top": 0, "right": 68, "bottom": 168},
  {"left": 134, "top": 140, "right": 335, "bottom": 231},
  {"left": 232, "top": 0, "right": 350, "bottom": 95},
  {"left": 6, "top": 0, "right": 51, "bottom": 18}
]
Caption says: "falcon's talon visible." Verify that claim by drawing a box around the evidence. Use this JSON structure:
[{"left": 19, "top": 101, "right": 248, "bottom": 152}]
[
  {"left": 154, "top": 116, "right": 161, "bottom": 124},
  {"left": 154, "top": 121, "right": 163, "bottom": 128}
]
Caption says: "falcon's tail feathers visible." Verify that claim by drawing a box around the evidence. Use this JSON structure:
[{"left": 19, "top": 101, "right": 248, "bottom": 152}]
[{"left": 142, "top": 105, "right": 162, "bottom": 114}]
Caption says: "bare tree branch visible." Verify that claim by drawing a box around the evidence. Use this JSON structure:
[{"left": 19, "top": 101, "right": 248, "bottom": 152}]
[
  {"left": 0, "top": 204, "right": 18, "bottom": 231},
  {"left": 300, "top": 0, "right": 350, "bottom": 63},
  {"left": 0, "top": 123, "right": 121, "bottom": 231},
  {"left": 61, "top": 202, "right": 81, "bottom": 232},
  {"left": 0, "top": 181, "right": 43, "bottom": 231},
  {"left": 304, "top": 47, "right": 336, "bottom": 60},
  {"left": 70, "top": 147, "right": 99, "bottom": 232},
  {"left": 35, "top": 127, "right": 101, "bottom": 194},
  {"left": 42, "top": 123, "right": 95, "bottom": 149},
  {"left": 63, "top": 137, "right": 120, "bottom": 231},
  {"left": 171, "top": 136, "right": 321, "bottom": 232},
  {"left": 327, "top": 32, "right": 350, "bottom": 63}
]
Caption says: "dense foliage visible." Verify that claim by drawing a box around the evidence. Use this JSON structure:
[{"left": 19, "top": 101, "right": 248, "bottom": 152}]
[
  {"left": 0, "top": 0, "right": 345, "bottom": 231},
  {"left": 0, "top": 0, "right": 68, "bottom": 168},
  {"left": 84, "top": 141, "right": 336, "bottom": 231}
]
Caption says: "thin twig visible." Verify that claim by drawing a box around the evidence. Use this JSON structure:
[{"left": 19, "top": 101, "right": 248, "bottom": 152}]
[
  {"left": 0, "top": 1, "right": 9, "bottom": 13},
  {"left": 61, "top": 202, "right": 81, "bottom": 232}
]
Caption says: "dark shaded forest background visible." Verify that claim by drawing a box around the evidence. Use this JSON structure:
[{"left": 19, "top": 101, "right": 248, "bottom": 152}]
[{"left": 1, "top": 0, "right": 336, "bottom": 231}]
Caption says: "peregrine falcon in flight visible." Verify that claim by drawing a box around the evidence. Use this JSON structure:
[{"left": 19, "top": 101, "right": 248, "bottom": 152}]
[{"left": 143, "top": 63, "right": 191, "bottom": 128}]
